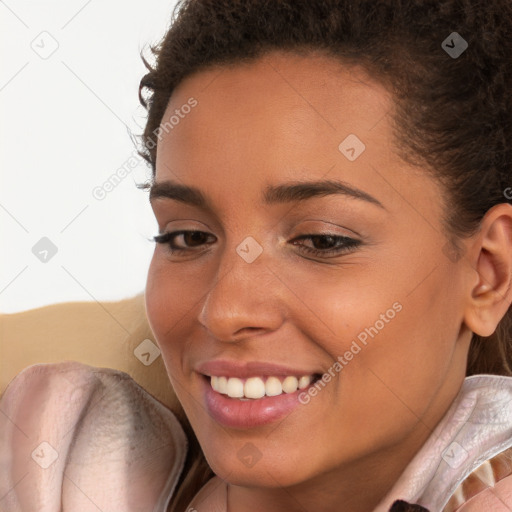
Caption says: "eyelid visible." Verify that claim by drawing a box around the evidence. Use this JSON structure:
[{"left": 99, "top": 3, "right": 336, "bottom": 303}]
[
  {"left": 293, "top": 219, "right": 363, "bottom": 238},
  {"left": 155, "top": 219, "right": 218, "bottom": 238}
]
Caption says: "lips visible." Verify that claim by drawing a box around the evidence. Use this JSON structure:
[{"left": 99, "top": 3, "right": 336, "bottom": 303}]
[
  {"left": 196, "top": 359, "right": 321, "bottom": 379},
  {"left": 196, "top": 359, "right": 323, "bottom": 428}
]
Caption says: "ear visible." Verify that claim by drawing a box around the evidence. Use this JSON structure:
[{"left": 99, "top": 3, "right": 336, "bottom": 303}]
[{"left": 463, "top": 203, "right": 512, "bottom": 337}]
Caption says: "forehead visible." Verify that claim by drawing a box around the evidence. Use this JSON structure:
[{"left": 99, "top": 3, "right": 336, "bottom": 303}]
[
  {"left": 161, "top": 50, "right": 390, "bottom": 145},
  {"left": 157, "top": 52, "right": 388, "bottom": 166},
  {"left": 153, "top": 50, "right": 441, "bottom": 219}
]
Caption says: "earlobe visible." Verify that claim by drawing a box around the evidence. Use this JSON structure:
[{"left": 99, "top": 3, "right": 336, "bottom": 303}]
[{"left": 463, "top": 203, "right": 512, "bottom": 338}]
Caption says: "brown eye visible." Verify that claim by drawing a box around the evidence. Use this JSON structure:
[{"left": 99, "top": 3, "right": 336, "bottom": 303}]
[
  {"left": 308, "top": 235, "right": 338, "bottom": 249},
  {"left": 291, "top": 234, "right": 361, "bottom": 258},
  {"left": 153, "top": 230, "right": 216, "bottom": 253},
  {"left": 183, "top": 231, "right": 210, "bottom": 247}
]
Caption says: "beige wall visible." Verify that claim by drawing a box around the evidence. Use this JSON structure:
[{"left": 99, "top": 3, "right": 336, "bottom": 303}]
[{"left": 0, "top": 292, "right": 181, "bottom": 416}]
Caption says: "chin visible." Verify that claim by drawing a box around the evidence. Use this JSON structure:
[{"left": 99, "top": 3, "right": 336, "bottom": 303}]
[{"left": 200, "top": 438, "right": 315, "bottom": 488}]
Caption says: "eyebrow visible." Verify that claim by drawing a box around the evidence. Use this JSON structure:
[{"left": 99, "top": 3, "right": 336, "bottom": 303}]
[{"left": 149, "top": 178, "right": 385, "bottom": 210}]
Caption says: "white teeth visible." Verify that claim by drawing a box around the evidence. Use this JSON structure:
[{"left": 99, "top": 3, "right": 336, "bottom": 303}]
[
  {"left": 210, "top": 374, "right": 315, "bottom": 399},
  {"left": 265, "top": 376, "right": 282, "bottom": 396},
  {"left": 244, "top": 377, "right": 266, "bottom": 399},
  {"left": 226, "top": 377, "right": 244, "bottom": 398},
  {"left": 282, "top": 376, "right": 299, "bottom": 393},
  {"left": 217, "top": 376, "right": 228, "bottom": 394},
  {"left": 298, "top": 375, "right": 312, "bottom": 389}
]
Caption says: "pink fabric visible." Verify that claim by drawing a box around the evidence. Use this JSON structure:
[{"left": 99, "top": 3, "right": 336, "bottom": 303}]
[
  {"left": 375, "top": 375, "right": 512, "bottom": 511},
  {"left": 0, "top": 361, "right": 187, "bottom": 512}
]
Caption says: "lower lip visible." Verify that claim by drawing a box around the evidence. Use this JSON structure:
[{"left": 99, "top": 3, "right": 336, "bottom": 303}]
[{"left": 200, "top": 375, "right": 313, "bottom": 429}]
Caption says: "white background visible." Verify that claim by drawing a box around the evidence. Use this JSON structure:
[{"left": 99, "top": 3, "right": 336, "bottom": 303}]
[{"left": 1, "top": 0, "right": 180, "bottom": 313}]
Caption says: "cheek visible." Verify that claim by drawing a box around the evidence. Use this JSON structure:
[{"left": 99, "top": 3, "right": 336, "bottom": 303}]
[
  {"left": 303, "top": 264, "right": 462, "bottom": 426},
  {"left": 145, "top": 258, "right": 169, "bottom": 339},
  {"left": 145, "top": 260, "right": 188, "bottom": 376},
  {"left": 145, "top": 264, "right": 189, "bottom": 392},
  {"left": 335, "top": 275, "right": 462, "bottom": 430},
  {"left": 145, "top": 256, "right": 202, "bottom": 342},
  {"left": 145, "top": 255, "right": 216, "bottom": 393}
]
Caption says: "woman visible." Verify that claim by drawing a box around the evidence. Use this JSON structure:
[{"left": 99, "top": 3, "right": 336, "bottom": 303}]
[{"left": 1, "top": 1, "right": 512, "bottom": 511}]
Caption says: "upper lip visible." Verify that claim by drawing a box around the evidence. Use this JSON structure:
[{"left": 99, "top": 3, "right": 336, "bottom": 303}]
[{"left": 196, "top": 359, "right": 320, "bottom": 378}]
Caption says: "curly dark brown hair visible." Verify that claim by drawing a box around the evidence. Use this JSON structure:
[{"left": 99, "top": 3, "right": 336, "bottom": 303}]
[{"left": 136, "top": 1, "right": 512, "bottom": 510}]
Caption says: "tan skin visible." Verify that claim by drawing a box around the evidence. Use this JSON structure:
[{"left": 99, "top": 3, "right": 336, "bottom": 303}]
[{"left": 144, "top": 50, "right": 512, "bottom": 512}]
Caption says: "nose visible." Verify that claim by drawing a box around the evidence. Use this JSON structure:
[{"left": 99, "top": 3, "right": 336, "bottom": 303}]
[{"left": 197, "top": 240, "right": 286, "bottom": 342}]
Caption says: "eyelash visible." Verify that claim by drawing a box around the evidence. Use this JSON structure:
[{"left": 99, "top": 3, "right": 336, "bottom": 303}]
[{"left": 152, "top": 230, "right": 361, "bottom": 258}]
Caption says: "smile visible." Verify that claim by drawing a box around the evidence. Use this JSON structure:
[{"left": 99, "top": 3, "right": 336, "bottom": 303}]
[{"left": 210, "top": 374, "right": 320, "bottom": 399}]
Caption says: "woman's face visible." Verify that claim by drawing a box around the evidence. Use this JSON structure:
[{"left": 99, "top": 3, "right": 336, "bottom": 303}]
[{"left": 145, "top": 51, "right": 471, "bottom": 493}]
